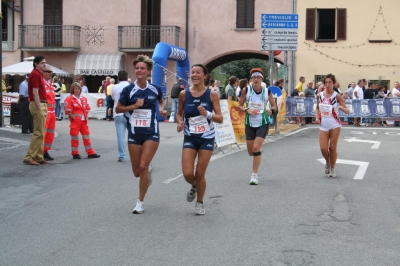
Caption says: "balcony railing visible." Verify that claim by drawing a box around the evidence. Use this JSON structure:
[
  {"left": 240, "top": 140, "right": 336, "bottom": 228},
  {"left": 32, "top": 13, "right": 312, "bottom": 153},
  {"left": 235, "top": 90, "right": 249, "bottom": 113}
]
[
  {"left": 118, "top": 25, "right": 180, "bottom": 52},
  {"left": 18, "top": 25, "right": 81, "bottom": 52}
]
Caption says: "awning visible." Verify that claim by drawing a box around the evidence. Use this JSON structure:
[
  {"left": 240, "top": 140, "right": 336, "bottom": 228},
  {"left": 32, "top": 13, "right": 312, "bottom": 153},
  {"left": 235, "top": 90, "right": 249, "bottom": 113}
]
[
  {"left": 2, "top": 57, "right": 72, "bottom": 77},
  {"left": 74, "top": 53, "right": 123, "bottom": 76}
]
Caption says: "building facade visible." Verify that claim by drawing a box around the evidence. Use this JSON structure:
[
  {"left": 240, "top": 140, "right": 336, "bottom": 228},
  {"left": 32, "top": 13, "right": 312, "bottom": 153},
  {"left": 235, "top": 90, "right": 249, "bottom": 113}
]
[
  {"left": 296, "top": 0, "right": 400, "bottom": 89},
  {"left": 2, "top": 0, "right": 293, "bottom": 96}
]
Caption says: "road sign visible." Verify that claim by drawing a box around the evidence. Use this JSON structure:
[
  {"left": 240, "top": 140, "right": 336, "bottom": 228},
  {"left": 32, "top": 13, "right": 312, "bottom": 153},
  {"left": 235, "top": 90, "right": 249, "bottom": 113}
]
[
  {"left": 260, "top": 13, "right": 298, "bottom": 51},
  {"left": 261, "top": 43, "right": 297, "bottom": 51},
  {"left": 261, "top": 14, "right": 298, "bottom": 21},
  {"left": 261, "top": 36, "right": 298, "bottom": 44},
  {"left": 261, "top": 29, "right": 298, "bottom": 36}
]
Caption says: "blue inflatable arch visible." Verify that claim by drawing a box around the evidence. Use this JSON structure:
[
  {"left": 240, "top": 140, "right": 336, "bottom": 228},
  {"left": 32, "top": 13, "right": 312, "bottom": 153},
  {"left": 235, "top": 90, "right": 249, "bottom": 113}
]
[{"left": 152, "top": 42, "right": 190, "bottom": 120}]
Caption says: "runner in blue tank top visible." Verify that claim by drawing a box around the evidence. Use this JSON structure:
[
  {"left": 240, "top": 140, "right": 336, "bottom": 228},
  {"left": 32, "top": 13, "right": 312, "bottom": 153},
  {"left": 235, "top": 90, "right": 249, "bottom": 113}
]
[
  {"left": 176, "top": 64, "right": 223, "bottom": 215},
  {"left": 116, "top": 55, "right": 167, "bottom": 214}
]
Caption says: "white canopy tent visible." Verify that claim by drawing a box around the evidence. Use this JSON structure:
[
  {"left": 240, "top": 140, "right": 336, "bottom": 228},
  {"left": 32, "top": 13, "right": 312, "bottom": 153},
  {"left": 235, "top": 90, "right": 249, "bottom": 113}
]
[{"left": 2, "top": 57, "right": 72, "bottom": 77}]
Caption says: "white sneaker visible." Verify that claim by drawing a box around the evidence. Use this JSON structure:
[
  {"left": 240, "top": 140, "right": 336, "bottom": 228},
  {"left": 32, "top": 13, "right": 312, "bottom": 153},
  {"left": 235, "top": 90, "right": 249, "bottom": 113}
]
[
  {"left": 195, "top": 202, "right": 205, "bottom": 215},
  {"left": 328, "top": 168, "right": 336, "bottom": 178},
  {"left": 250, "top": 174, "right": 259, "bottom": 185},
  {"left": 132, "top": 199, "right": 144, "bottom": 214},
  {"left": 148, "top": 165, "right": 154, "bottom": 187},
  {"left": 325, "top": 163, "right": 330, "bottom": 174},
  {"left": 187, "top": 187, "right": 196, "bottom": 202}
]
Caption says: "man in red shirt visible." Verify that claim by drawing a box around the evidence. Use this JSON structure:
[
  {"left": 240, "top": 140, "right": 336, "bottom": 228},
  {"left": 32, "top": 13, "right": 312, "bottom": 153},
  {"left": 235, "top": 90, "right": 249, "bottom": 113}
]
[{"left": 23, "top": 55, "right": 49, "bottom": 165}]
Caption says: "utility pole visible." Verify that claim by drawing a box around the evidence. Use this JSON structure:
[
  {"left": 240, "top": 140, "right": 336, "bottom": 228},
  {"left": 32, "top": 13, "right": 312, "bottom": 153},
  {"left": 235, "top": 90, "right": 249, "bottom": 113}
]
[{"left": 0, "top": 3, "right": 4, "bottom": 127}]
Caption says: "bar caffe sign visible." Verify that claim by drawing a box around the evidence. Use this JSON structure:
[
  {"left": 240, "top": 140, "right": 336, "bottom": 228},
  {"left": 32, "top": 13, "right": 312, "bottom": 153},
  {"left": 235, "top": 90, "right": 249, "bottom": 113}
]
[{"left": 79, "top": 70, "right": 114, "bottom": 75}]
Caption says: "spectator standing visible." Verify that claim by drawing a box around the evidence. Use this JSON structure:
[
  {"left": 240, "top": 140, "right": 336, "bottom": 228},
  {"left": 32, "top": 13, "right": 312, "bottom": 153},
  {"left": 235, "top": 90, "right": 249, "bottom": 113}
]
[
  {"left": 225, "top": 76, "right": 239, "bottom": 101},
  {"left": 304, "top": 81, "right": 315, "bottom": 124},
  {"left": 392, "top": 82, "right": 400, "bottom": 126},
  {"left": 64, "top": 82, "right": 100, "bottom": 159},
  {"left": 238, "top": 79, "right": 248, "bottom": 98},
  {"left": 111, "top": 70, "right": 130, "bottom": 162},
  {"left": 53, "top": 76, "right": 62, "bottom": 121},
  {"left": 80, "top": 80, "right": 88, "bottom": 93},
  {"left": 60, "top": 77, "right": 67, "bottom": 93},
  {"left": 170, "top": 78, "right": 184, "bottom": 122},
  {"left": 23, "top": 55, "right": 48, "bottom": 165},
  {"left": 353, "top": 80, "right": 364, "bottom": 126},
  {"left": 295, "top": 76, "right": 306, "bottom": 93},
  {"left": 19, "top": 74, "right": 33, "bottom": 134},
  {"left": 2, "top": 75, "right": 11, "bottom": 92},
  {"left": 345, "top": 82, "right": 356, "bottom": 125},
  {"left": 364, "top": 81, "right": 379, "bottom": 126},
  {"left": 98, "top": 80, "right": 105, "bottom": 93},
  {"left": 43, "top": 67, "right": 56, "bottom": 161},
  {"left": 106, "top": 78, "right": 115, "bottom": 121},
  {"left": 209, "top": 79, "right": 221, "bottom": 98}
]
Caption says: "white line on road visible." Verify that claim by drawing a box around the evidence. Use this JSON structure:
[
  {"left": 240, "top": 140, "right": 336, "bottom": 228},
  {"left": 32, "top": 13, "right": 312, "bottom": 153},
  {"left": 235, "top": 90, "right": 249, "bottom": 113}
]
[
  {"left": 163, "top": 129, "right": 304, "bottom": 184},
  {"left": 317, "top": 158, "right": 369, "bottom": 180},
  {"left": 344, "top": 137, "right": 381, "bottom": 149},
  {"left": 0, "top": 137, "right": 30, "bottom": 151}
]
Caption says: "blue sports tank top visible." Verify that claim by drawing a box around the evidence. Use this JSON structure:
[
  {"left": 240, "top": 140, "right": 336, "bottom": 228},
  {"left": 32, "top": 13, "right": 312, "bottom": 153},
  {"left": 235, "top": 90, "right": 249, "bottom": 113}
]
[{"left": 183, "top": 88, "right": 215, "bottom": 139}]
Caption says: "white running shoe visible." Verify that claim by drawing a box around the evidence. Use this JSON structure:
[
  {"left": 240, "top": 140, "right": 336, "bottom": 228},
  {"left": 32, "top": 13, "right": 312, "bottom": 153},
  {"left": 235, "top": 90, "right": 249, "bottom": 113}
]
[
  {"left": 132, "top": 199, "right": 144, "bottom": 214},
  {"left": 148, "top": 165, "right": 154, "bottom": 187},
  {"left": 328, "top": 168, "right": 336, "bottom": 178},
  {"left": 195, "top": 202, "right": 205, "bottom": 215},
  {"left": 325, "top": 163, "right": 330, "bottom": 174},
  {"left": 250, "top": 174, "right": 259, "bottom": 185},
  {"left": 187, "top": 187, "right": 196, "bottom": 202}
]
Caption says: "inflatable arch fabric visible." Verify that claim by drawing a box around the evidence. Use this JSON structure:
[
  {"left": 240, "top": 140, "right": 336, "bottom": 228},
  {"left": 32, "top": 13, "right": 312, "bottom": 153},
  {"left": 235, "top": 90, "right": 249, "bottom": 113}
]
[{"left": 152, "top": 42, "right": 190, "bottom": 120}]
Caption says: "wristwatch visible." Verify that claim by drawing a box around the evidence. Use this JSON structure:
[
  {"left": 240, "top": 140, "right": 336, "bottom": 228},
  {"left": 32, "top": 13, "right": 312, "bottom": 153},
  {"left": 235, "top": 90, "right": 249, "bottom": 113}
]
[{"left": 244, "top": 107, "right": 249, "bottom": 112}]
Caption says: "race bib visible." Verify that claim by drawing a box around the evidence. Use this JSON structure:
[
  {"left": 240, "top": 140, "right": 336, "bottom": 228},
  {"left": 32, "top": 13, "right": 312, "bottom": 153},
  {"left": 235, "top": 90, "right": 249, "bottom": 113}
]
[
  {"left": 249, "top": 101, "right": 265, "bottom": 114},
  {"left": 130, "top": 109, "right": 151, "bottom": 127},
  {"left": 189, "top": 115, "right": 210, "bottom": 134},
  {"left": 319, "top": 103, "right": 332, "bottom": 117}
]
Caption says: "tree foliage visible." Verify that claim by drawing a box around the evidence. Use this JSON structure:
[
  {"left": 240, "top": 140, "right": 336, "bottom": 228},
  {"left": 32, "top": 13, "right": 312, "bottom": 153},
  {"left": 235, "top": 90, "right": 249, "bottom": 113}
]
[{"left": 223, "top": 59, "right": 270, "bottom": 85}]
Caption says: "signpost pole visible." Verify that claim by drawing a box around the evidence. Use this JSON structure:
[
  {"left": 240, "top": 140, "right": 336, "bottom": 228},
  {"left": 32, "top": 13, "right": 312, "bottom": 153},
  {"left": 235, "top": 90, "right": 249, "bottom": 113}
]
[{"left": 269, "top": 50, "right": 274, "bottom": 86}]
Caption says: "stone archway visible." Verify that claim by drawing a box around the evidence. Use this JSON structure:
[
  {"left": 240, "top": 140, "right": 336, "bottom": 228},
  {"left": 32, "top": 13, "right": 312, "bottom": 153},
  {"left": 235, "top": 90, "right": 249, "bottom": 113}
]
[{"left": 203, "top": 51, "right": 284, "bottom": 72}]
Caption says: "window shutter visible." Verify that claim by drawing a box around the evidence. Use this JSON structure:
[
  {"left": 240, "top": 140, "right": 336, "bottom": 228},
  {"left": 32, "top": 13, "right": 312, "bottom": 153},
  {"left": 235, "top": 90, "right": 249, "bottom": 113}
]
[
  {"left": 43, "top": 0, "right": 62, "bottom": 25},
  {"left": 337, "top": 8, "right": 346, "bottom": 40},
  {"left": 236, "top": 0, "right": 246, "bottom": 28},
  {"left": 141, "top": 0, "right": 147, "bottom": 25},
  {"left": 245, "top": 0, "right": 255, "bottom": 28},
  {"left": 305, "top": 8, "right": 316, "bottom": 40},
  {"left": 151, "top": 0, "right": 161, "bottom": 25}
]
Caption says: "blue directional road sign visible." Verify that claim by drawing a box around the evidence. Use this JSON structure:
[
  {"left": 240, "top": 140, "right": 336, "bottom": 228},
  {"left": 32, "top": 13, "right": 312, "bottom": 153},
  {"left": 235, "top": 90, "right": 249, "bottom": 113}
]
[{"left": 261, "top": 13, "right": 298, "bottom": 51}]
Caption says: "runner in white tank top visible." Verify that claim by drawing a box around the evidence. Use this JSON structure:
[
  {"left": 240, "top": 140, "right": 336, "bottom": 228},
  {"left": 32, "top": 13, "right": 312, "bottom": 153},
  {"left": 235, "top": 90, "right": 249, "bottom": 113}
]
[{"left": 315, "top": 74, "right": 349, "bottom": 178}]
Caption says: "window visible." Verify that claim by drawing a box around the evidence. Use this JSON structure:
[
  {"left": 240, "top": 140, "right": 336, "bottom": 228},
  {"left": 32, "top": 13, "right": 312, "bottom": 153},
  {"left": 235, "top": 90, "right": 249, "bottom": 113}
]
[
  {"left": 306, "top": 8, "right": 346, "bottom": 42},
  {"left": 43, "top": 0, "right": 63, "bottom": 47},
  {"left": 2, "top": 2, "right": 14, "bottom": 50},
  {"left": 236, "top": 0, "right": 255, "bottom": 29}
]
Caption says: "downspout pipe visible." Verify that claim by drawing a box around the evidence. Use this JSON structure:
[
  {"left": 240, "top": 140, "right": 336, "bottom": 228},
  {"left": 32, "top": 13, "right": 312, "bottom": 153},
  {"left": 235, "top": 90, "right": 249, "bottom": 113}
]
[
  {"left": 185, "top": 0, "right": 189, "bottom": 53},
  {"left": 20, "top": 0, "right": 24, "bottom": 62}
]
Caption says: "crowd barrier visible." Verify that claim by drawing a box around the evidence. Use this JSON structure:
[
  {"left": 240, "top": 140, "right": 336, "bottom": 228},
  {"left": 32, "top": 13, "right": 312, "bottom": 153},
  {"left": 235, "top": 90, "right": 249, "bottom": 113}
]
[{"left": 286, "top": 97, "right": 400, "bottom": 118}]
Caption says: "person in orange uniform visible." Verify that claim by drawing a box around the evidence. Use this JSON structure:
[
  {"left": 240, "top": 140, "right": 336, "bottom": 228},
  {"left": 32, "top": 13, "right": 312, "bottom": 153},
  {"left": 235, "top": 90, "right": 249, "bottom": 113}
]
[
  {"left": 64, "top": 82, "right": 100, "bottom": 159},
  {"left": 43, "top": 67, "right": 56, "bottom": 161}
]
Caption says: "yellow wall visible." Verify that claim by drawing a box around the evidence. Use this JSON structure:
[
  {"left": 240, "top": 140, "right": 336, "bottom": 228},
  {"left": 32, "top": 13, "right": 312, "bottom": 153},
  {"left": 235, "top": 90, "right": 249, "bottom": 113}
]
[{"left": 296, "top": 0, "right": 400, "bottom": 89}]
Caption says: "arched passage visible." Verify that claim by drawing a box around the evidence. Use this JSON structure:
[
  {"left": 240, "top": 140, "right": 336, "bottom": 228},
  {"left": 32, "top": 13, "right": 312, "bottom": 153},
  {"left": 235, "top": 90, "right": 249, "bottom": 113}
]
[{"left": 204, "top": 51, "right": 284, "bottom": 72}]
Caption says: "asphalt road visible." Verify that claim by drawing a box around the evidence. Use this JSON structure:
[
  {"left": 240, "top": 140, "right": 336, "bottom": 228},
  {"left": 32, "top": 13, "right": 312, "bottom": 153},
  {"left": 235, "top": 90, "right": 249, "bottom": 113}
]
[{"left": 1, "top": 120, "right": 400, "bottom": 266}]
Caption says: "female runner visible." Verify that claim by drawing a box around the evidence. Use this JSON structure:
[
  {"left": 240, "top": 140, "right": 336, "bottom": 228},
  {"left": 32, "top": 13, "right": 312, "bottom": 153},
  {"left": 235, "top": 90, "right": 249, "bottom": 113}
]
[
  {"left": 116, "top": 55, "right": 167, "bottom": 214},
  {"left": 315, "top": 74, "right": 350, "bottom": 177},
  {"left": 176, "top": 64, "right": 223, "bottom": 215}
]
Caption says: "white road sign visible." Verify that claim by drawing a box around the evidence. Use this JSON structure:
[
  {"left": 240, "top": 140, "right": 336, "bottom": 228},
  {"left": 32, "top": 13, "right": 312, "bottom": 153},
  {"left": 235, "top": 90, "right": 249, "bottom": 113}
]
[
  {"left": 261, "top": 36, "right": 298, "bottom": 44},
  {"left": 261, "top": 28, "right": 298, "bottom": 36},
  {"left": 261, "top": 43, "right": 297, "bottom": 51}
]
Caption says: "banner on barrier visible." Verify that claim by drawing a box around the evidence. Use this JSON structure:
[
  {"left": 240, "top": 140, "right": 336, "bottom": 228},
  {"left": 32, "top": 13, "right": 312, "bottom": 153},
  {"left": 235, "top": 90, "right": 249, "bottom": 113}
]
[
  {"left": 215, "top": 100, "right": 237, "bottom": 147},
  {"left": 286, "top": 97, "right": 400, "bottom": 118},
  {"left": 61, "top": 93, "right": 107, "bottom": 119},
  {"left": 227, "top": 100, "right": 246, "bottom": 143},
  {"left": 2, "top": 93, "right": 19, "bottom": 116}
]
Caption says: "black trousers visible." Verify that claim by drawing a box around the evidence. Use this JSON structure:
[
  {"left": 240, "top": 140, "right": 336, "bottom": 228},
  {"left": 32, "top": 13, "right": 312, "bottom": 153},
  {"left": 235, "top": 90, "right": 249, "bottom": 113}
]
[{"left": 21, "top": 98, "right": 33, "bottom": 133}]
